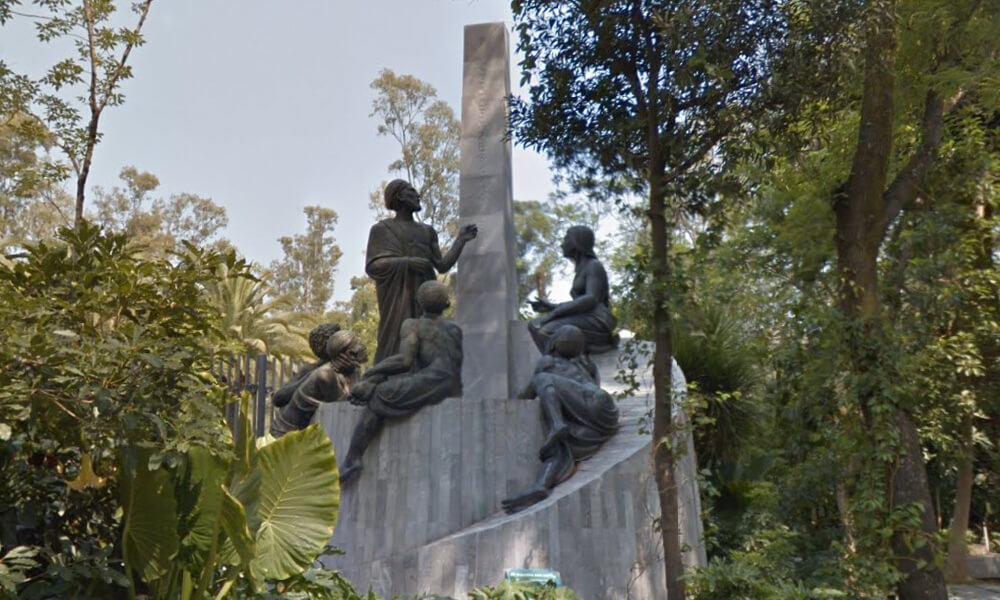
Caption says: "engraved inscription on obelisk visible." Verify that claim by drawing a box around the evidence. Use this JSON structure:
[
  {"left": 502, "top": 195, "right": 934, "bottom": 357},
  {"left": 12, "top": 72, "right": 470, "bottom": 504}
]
[{"left": 456, "top": 22, "right": 517, "bottom": 400}]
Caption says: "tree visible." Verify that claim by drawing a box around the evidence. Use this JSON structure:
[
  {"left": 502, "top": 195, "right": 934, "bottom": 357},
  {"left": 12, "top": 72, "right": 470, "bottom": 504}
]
[
  {"left": 823, "top": 1, "right": 999, "bottom": 596},
  {"left": 0, "top": 223, "right": 238, "bottom": 596},
  {"left": 369, "top": 69, "right": 460, "bottom": 245},
  {"left": 0, "top": 0, "right": 155, "bottom": 227},
  {"left": 0, "top": 115, "right": 73, "bottom": 252},
  {"left": 91, "top": 165, "right": 229, "bottom": 255},
  {"left": 203, "top": 261, "right": 313, "bottom": 360},
  {"left": 269, "top": 205, "right": 342, "bottom": 315},
  {"left": 511, "top": 2, "right": 783, "bottom": 596}
]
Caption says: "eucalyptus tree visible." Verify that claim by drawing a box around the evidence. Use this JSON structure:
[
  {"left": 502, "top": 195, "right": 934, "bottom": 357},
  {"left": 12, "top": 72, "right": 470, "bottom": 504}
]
[
  {"left": 269, "top": 205, "right": 343, "bottom": 316},
  {"left": 91, "top": 166, "right": 229, "bottom": 256}
]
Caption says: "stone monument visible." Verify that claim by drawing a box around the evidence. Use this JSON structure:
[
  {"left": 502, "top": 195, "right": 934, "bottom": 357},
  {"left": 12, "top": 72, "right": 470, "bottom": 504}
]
[
  {"left": 316, "top": 22, "right": 706, "bottom": 599},
  {"left": 270, "top": 324, "right": 366, "bottom": 438},
  {"left": 366, "top": 179, "right": 477, "bottom": 364},
  {"left": 455, "top": 22, "right": 523, "bottom": 400},
  {"left": 502, "top": 325, "right": 620, "bottom": 514},
  {"left": 528, "top": 225, "right": 619, "bottom": 354}
]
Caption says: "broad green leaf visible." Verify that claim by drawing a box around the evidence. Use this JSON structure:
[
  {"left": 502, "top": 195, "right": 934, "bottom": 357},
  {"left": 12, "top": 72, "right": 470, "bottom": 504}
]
[
  {"left": 219, "top": 486, "right": 255, "bottom": 569},
  {"left": 121, "top": 447, "right": 180, "bottom": 583},
  {"left": 178, "top": 447, "right": 228, "bottom": 566},
  {"left": 241, "top": 424, "right": 339, "bottom": 581}
]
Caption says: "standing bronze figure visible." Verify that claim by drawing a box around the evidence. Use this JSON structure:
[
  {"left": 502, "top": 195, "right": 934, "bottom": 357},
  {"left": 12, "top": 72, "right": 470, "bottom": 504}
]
[
  {"left": 528, "top": 225, "right": 617, "bottom": 354},
  {"left": 365, "top": 179, "right": 477, "bottom": 363}
]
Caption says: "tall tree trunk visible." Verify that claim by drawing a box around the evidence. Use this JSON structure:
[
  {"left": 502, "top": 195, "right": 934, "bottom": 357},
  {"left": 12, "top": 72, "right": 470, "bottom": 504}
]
[
  {"left": 836, "top": 2, "right": 947, "bottom": 598},
  {"left": 946, "top": 415, "right": 974, "bottom": 582},
  {"left": 649, "top": 161, "right": 684, "bottom": 600}
]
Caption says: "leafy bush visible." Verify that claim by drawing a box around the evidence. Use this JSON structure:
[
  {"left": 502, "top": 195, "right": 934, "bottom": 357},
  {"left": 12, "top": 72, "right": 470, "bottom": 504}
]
[{"left": 0, "top": 224, "right": 244, "bottom": 597}]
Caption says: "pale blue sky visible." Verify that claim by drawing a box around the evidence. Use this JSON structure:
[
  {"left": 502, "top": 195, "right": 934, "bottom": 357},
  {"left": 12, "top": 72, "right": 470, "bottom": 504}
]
[{"left": 1, "top": 1, "right": 557, "bottom": 302}]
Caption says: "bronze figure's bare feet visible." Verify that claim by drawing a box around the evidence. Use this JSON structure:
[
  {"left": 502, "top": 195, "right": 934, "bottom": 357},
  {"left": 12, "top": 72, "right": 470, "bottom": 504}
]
[{"left": 501, "top": 486, "right": 550, "bottom": 514}]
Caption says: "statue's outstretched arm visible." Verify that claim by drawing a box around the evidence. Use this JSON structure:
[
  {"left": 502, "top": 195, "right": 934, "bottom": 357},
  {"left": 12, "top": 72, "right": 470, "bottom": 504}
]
[{"left": 433, "top": 224, "right": 478, "bottom": 273}]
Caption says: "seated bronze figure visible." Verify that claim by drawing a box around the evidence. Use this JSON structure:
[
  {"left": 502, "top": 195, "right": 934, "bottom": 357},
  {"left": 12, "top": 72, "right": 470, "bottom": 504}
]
[
  {"left": 270, "top": 328, "right": 367, "bottom": 437},
  {"left": 528, "top": 225, "right": 618, "bottom": 354},
  {"left": 502, "top": 325, "right": 619, "bottom": 514},
  {"left": 339, "top": 280, "right": 463, "bottom": 484}
]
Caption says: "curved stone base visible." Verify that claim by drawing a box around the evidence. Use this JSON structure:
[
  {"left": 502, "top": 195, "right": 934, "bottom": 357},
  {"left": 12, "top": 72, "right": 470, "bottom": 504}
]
[
  {"left": 319, "top": 396, "right": 545, "bottom": 565},
  {"left": 317, "top": 347, "right": 705, "bottom": 599}
]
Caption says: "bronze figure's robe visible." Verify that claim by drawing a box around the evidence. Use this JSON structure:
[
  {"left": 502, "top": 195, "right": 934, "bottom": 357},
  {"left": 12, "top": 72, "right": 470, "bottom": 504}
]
[{"left": 365, "top": 219, "right": 440, "bottom": 363}]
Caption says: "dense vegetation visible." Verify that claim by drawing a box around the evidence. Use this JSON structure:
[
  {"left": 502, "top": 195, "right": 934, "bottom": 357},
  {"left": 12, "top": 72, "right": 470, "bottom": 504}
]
[{"left": 3, "top": 1, "right": 1000, "bottom": 599}]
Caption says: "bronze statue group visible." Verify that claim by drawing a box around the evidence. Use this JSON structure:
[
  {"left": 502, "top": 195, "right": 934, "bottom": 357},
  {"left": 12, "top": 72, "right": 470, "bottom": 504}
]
[{"left": 270, "top": 179, "right": 620, "bottom": 513}]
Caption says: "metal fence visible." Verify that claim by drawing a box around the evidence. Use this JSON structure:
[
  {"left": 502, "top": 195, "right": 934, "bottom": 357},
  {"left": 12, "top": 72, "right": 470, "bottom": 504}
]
[{"left": 215, "top": 353, "right": 306, "bottom": 437}]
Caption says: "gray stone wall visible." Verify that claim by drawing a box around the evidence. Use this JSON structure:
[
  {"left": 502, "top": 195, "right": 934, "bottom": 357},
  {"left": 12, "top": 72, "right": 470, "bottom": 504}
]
[
  {"left": 317, "top": 347, "right": 705, "bottom": 598},
  {"left": 320, "top": 397, "right": 543, "bottom": 565}
]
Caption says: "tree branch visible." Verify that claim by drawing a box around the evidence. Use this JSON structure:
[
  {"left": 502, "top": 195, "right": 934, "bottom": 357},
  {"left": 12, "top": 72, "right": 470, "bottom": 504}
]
[
  {"left": 83, "top": 0, "right": 99, "bottom": 115},
  {"left": 97, "top": 0, "right": 154, "bottom": 113},
  {"left": 880, "top": 89, "right": 946, "bottom": 231},
  {"left": 662, "top": 125, "right": 731, "bottom": 186}
]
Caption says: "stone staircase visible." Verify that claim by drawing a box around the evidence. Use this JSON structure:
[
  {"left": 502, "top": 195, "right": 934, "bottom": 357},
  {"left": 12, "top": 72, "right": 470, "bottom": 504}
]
[{"left": 317, "top": 345, "right": 705, "bottom": 599}]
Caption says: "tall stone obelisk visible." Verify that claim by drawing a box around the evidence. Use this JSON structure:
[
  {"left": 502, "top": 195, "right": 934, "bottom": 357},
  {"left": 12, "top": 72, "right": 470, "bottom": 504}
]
[{"left": 456, "top": 23, "right": 518, "bottom": 400}]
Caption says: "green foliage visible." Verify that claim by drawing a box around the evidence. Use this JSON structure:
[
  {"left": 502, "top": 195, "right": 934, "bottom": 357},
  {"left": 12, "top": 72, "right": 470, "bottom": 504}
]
[
  {"left": 467, "top": 581, "right": 579, "bottom": 600},
  {"left": 117, "top": 397, "right": 341, "bottom": 599},
  {"left": 270, "top": 205, "right": 343, "bottom": 315},
  {"left": 0, "top": 222, "right": 241, "bottom": 597},
  {"left": 203, "top": 262, "right": 314, "bottom": 360},
  {"left": 0, "top": 545, "right": 39, "bottom": 598},
  {"left": 91, "top": 166, "right": 230, "bottom": 256},
  {"left": 687, "top": 486, "right": 837, "bottom": 600}
]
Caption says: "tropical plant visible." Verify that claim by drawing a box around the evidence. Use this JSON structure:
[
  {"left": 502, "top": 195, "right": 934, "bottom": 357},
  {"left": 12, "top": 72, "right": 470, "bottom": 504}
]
[
  {"left": 204, "top": 262, "right": 314, "bottom": 360},
  {"left": 119, "top": 398, "right": 340, "bottom": 599}
]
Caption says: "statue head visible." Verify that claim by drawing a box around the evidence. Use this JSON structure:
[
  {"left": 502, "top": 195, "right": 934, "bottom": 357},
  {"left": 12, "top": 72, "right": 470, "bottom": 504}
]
[
  {"left": 326, "top": 330, "right": 367, "bottom": 375},
  {"left": 308, "top": 322, "right": 341, "bottom": 360},
  {"left": 384, "top": 179, "right": 420, "bottom": 213},
  {"left": 561, "top": 225, "right": 597, "bottom": 260},
  {"left": 416, "top": 280, "right": 450, "bottom": 315},
  {"left": 547, "top": 325, "right": 585, "bottom": 359}
]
